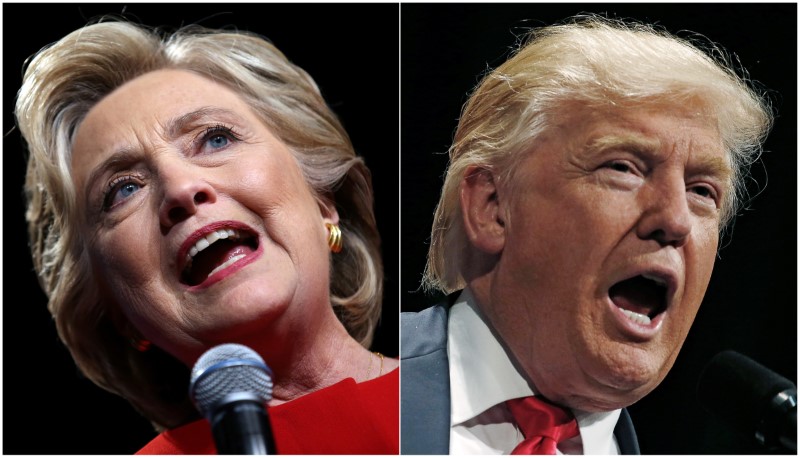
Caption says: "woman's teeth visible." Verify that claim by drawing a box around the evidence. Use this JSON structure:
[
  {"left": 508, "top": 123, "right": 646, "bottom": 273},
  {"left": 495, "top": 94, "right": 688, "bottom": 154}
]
[{"left": 187, "top": 228, "right": 240, "bottom": 262}]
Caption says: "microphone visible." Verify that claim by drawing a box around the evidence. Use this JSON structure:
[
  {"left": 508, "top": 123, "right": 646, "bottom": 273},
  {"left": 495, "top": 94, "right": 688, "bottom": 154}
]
[
  {"left": 190, "top": 343, "right": 277, "bottom": 454},
  {"left": 697, "top": 349, "right": 796, "bottom": 452}
]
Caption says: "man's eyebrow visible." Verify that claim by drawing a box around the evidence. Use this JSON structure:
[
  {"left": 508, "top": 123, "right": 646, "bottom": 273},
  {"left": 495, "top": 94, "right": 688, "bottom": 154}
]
[
  {"left": 585, "top": 134, "right": 732, "bottom": 180},
  {"left": 689, "top": 153, "right": 732, "bottom": 182},
  {"left": 584, "top": 134, "right": 661, "bottom": 155},
  {"left": 165, "top": 106, "right": 246, "bottom": 139}
]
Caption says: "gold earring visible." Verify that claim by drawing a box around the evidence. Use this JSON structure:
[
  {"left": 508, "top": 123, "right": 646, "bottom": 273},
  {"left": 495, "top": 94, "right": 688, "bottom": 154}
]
[{"left": 325, "top": 223, "right": 343, "bottom": 253}]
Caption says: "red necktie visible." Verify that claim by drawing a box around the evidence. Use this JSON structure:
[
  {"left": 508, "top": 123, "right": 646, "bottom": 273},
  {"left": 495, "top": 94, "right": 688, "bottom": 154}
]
[{"left": 505, "top": 396, "right": 580, "bottom": 455}]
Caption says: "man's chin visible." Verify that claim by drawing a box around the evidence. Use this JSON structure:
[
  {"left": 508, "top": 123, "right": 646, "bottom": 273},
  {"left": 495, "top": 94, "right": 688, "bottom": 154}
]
[
  {"left": 535, "top": 367, "right": 661, "bottom": 412},
  {"left": 565, "top": 353, "right": 669, "bottom": 411},
  {"left": 556, "top": 379, "right": 657, "bottom": 412}
]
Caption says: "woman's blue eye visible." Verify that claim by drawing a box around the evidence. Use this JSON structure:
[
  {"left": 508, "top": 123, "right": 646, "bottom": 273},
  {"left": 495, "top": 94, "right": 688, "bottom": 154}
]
[
  {"left": 207, "top": 134, "right": 229, "bottom": 149},
  {"left": 118, "top": 182, "right": 140, "bottom": 199},
  {"left": 103, "top": 178, "right": 142, "bottom": 210},
  {"left": 199, "top": 125, "right": 241, "bottom": 153}
]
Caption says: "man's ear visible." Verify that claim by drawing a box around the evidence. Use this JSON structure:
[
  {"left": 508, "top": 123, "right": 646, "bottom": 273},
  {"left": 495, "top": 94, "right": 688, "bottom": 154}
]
[{"left": 460, "top": 166, "right": 506, "bottom": 254}]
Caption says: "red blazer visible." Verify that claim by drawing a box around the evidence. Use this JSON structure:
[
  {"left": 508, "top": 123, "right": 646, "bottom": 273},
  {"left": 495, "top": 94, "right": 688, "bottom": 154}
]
[{"left": 137, "top": 368, "right": 399, "bottom": 455}]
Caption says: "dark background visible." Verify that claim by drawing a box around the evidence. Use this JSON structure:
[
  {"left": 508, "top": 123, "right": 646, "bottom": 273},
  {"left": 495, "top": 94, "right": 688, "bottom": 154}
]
[
  {"left": 2, "top": 3, "right": 399, "bottom": 454},
  {"left": 401, "top": 2, "right": 796, "bottom": 455},
  {"left": 3, "top": 2, "right": 797, "bottom": 456}
]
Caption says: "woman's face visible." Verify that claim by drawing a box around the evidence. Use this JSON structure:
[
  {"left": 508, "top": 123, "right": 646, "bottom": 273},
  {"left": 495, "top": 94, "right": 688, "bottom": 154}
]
[{"left": 71, "top": 69, "right": 337, "bottom": 366}]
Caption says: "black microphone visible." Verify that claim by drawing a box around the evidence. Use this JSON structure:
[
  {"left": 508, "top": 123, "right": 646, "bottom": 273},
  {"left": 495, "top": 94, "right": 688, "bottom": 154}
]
[
  {"left": 190, "top": 343, "right": 277, "bottom": 454},
  {"left": 697, "top": 349, "right": 797, "bottom": 452}
]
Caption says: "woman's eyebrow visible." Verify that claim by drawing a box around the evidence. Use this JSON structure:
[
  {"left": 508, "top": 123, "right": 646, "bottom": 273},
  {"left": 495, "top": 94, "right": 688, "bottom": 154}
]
[
  {"left": 83, "top": 107, "right": 250, "bottom": 207},
  {"left": 83, "top": 147, "right": 140, "bottom": 207},
  {"left": 165, "top": 106, "right": 247, "bottom": 139}
]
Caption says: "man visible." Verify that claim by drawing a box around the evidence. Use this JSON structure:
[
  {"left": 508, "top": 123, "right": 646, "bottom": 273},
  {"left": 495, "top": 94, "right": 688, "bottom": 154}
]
[{"left": 400, "top": 14, "right": 774, "bottom": 454}]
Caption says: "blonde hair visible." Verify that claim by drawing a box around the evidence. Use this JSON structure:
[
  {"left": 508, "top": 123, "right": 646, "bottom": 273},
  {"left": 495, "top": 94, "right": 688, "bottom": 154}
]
[
  {"left": 424, "top": 15, "right": 773, "bottom": 294},
  {"left": 15, "top": 19, "right": 383, "bottom": 429}
]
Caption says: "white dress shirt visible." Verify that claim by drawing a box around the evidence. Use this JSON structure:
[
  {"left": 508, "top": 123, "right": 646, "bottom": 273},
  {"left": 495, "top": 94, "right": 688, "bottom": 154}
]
[{"left": 447, "top": 288, "right": 622, "bottom": 455}]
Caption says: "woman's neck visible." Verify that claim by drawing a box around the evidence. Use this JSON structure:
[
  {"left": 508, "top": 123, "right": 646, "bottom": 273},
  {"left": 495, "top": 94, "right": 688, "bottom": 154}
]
[{"left": 263, "top": 315, "right": 378, "bottom": 405}]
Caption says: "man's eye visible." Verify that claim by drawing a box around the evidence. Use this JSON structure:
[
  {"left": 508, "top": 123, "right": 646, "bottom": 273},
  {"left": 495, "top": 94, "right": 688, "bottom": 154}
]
[
  {"left": 689, "top": 185, "right": 716, "bottom": 201},
  {"left": 604, "top": 161, "right": 634, "bottom": 173}
]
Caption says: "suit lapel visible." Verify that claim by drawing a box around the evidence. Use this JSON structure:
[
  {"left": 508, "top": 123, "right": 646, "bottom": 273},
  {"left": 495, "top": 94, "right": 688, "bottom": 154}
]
[
  {"left": 400, "top": 304, "right": 451, "bottom": 454},
  {"left": 614, "top": 407, "right": 641, "bottom": 454}
]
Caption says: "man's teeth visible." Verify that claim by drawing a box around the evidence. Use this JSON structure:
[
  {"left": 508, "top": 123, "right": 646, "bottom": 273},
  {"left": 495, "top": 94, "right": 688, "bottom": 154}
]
[
  {"left": 641, "top": 273, "right": 667, "bottom": 287},
  {"left": 186, "top": 228, "right": 239, "bottom": 261},
  {"left": 206, "top": 254, "right": 247, "bottom": 278},
  {"left": 619, "top": 307, "right": 652, "bottom": 325}
]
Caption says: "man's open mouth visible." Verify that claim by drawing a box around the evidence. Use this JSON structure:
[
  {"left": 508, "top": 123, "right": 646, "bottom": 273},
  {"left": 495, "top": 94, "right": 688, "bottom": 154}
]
[
  {"left": 181, "top": 228, "right": 259, "bottom": 286},
  {"left": 609, "top": 274, "right": 669, "bottom": 325}
]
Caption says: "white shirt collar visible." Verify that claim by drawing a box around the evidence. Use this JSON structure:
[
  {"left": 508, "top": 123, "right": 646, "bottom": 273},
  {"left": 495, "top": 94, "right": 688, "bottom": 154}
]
[
  {"left": 447, "top": 288, "right": 622, "bottom": 454},
  {"left": 448, "top": 288, "right": 534, "bottom": 425}
]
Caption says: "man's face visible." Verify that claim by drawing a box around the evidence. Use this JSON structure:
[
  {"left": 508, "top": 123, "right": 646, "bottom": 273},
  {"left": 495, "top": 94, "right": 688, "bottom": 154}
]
[{"left": 483, "top": 103, "right": 728, "bottom": 411}]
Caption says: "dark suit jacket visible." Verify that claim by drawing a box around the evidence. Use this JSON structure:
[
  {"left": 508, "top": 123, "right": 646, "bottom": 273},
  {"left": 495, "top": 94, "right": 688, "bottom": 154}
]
[{"left": 401, "top": 302, "right": 641, "bottom": 455}]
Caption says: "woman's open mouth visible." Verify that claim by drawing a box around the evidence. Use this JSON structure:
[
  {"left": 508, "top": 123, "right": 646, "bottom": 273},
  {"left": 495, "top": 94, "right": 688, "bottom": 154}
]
[{"left": 180, "top": 227, "right": 259, "bottom": 287}]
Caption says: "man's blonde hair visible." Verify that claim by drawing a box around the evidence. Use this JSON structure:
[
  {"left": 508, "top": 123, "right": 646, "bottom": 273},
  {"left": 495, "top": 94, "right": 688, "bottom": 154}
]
[{"left": 424, "top": 15, "right": 773, "bottom": 294}]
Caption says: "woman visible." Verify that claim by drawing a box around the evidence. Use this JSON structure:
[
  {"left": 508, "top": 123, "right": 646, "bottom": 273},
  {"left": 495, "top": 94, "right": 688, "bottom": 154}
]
[{"left": 12, "top": 15, "right": 398, "bottom": 455}]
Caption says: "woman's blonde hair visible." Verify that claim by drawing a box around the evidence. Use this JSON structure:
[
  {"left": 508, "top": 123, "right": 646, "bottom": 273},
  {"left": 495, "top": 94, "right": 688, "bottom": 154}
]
[
  {"left": 424, "top": 14, "right": 773, "bottom": 294},
  {"left": 15, "top": 19, "right": 383, "bottom": 429}
]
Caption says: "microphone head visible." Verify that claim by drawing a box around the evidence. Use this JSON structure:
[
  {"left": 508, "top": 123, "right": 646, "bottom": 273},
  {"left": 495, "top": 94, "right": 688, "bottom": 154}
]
[
  {"left": 697, "top": 350, "right": 796, "bottom": 442},
  {"left": 189, "top": 343, "right": 274, "bottom": 418}
]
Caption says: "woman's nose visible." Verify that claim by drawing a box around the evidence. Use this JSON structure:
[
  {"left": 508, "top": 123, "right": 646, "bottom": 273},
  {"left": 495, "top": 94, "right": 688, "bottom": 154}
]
[{"left": 157, "top": 160, "right": 217, "bottom": 229}]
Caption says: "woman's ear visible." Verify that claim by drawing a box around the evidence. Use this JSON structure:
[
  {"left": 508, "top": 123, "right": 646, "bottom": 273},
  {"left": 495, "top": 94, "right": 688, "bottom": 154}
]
[
  {"left": 317, "top": 194, "right": 340, "bottom": 226},
  {"left": 460, "top": 166, "right": 506, "bottom": 254}
]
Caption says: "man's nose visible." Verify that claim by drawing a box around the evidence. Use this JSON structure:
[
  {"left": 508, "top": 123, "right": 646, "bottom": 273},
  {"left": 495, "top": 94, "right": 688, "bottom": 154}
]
[
  {"left": 157, "top": 159, "right": 217, "bottom": 229},
  {"left": 636, "top": 176, "right": 692, "bottom": 247}
]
